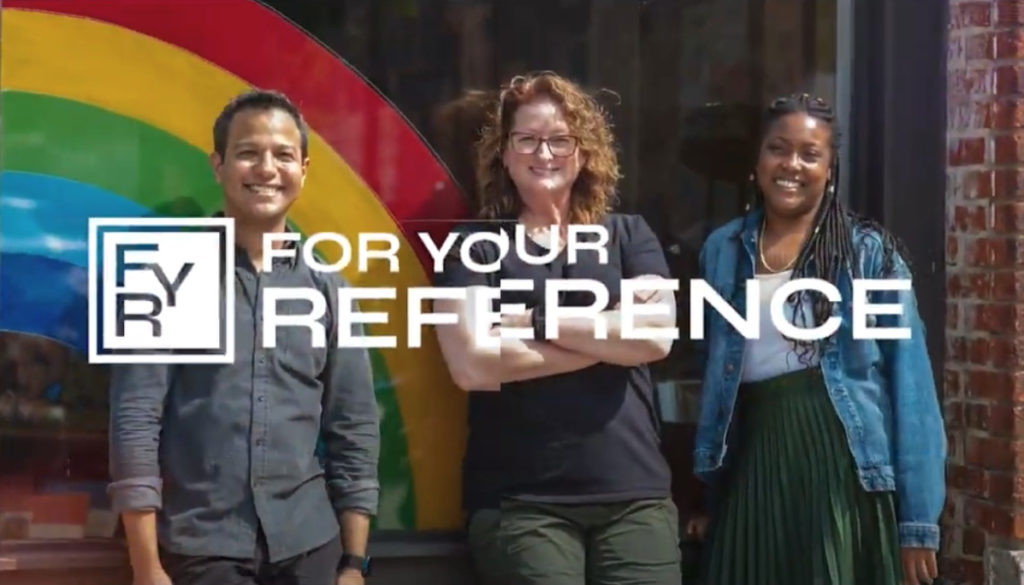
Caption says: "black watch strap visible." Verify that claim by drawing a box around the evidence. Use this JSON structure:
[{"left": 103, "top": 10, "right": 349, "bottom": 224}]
[
  {"left": 531, "top": 301, "right": 547, "bottom": 340},
  {"left": 338, "top": 553, "right": 372, "bottom": 577}
]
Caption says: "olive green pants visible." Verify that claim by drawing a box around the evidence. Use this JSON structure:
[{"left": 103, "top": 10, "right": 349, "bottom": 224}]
[
  {"left": 467, "top": 508, "right": 506, "bottom": 585},
  {"left": 498, "top": 498, "right": 683, "bottom": 585}
]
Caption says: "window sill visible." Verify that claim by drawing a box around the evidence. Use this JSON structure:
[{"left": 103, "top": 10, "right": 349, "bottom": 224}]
[
  {"left": 0, "top": 538, "right": 127, "bottom": 571},
  {"left": 0, "top": 532, "right": 469, "bottom": 569},
  {"left": 0, "top": 531, "right": 470, "bottom": 574}
]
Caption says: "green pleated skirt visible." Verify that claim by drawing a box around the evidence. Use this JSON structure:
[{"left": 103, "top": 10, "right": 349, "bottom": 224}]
[{"left": 702, "top": 368, "right": 902, "bottom": 585}]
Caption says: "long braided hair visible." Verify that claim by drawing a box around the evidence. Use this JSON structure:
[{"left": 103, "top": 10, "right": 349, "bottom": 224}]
[{"left": 754, "top": 94, "right": 911, "bottom": 364}]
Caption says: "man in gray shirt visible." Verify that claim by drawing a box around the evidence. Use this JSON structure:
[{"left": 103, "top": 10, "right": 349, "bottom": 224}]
[{"left": 107, "top": 89, "right": 380, "bottom": 585}]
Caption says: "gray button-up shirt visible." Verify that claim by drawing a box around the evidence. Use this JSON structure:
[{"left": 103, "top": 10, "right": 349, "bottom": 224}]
[{"left": 107, "top": 246, "right": 380, "bottom": 562}]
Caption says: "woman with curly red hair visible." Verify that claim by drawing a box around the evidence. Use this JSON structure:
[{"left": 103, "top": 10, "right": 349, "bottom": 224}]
[{"left": 434, "top": 71, "right": 683, "bottom": 585}]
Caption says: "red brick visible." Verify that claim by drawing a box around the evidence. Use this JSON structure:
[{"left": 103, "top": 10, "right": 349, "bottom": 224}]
[
  {"left": 954, "top": 66, "right": 995, "bottom": 97},
  {"left": 992, "top": 201, "right": 1024, "bottom": 232},
  {"left": 985, "top": 471, "right": 1024, "bottom": 505},
  {"left": 995, "top": 30, "right": 1024, "bottom": 59},
  {"left": 947, "top": 396, "right": 966, "bottom": 425},
  {"left": 966, "top": 305, "right": 1007, "bottom": 331},
  {"left": 951, "top": 137, "right": 988, "bottom": 165},
  {"left": 954, "top": 169, "right": 995, "bottom": 199},
  {"left": 965, "top": 368, "right": 1024, "bottom": 401},
  {"left": 968, "top": 302, "right": 1008, "bottom": 331},
  {"left": 991, "top": 99, "right": 1024, "bottom": 129},
  {"left": 996, "top": 1, "right": 1024, "bottom": 26},
  {"left": 993, "top": 169, "right": 1024, "bottom": 198},
  {"left": 969, "top": 336, "right": 1015, "bottom": 367},
  {"left": 964, "top": 497, "right": 1024, "bottom": 537},
  {"left": 967, "top": 337, "right": 990, "bottom": 364},
  {"left": 952, "top": 205, "right": 989, "bottom": 231},
  {"left": 955, "top": 2, "right": 994, "bottom": 28},
  {"left": 940, "top": 557, "right": 984, "bottom": 584},
  {"left": 992, "top": 238, "right": 1016, "bottom": 266},
  {"left": 966, "top": 239, "right": 999, "bottom": 267},
  {"left": 949, "top": 100, "right": 991, "bottom": 130},
  {"left": 964, "top": 242, "right": 982, "bottom": 268},
  {"left": 984, "top": 236, "right": 1024, "bottom": 266},
  {"left": 949, "top": 301, "right": 963, "bottom": 331},
  {"left": 949, "top": 274, "right": 964, "bottom": 297},
  {"left": 985, "top": 403, "right": 1023, "bottom": 436},
  {"left": 941, "top": 524, "right": 962, "bottom": 557},
  {"left": 966, "top": 400, "right": 988, "bottom": 428},
  {"left": 970, "top": 33, "right": 995, "bottom": 60},
  {"left": 992, "top": 337, "right": 1016, "bottom": 367},
  {"left": 971, "top": 273, "right": 992, "bottom": 297},
  {"left": 970, "top": 303, "right": 1024, "bottom": 333},
  {"left": 947, "top": 369, "right": 964, "bottom": 397},
  {"left": 994, "top": 65, "right": 1024, "bottom": 94},
  {"left": 963, "top": 527, "right": 987, "bottom": 557},
  {"left": 965, "top": 435, "right": 1023, "bottom": 470},
  {"left": 950, "top": 462, "right": 989, "bottom": 494},
  {"left": 964, "top": 239, "right": 1024, "bottom": 270},
  {"left": 949, "top": 273, "right": 965, "bottom": 297},
  {"left": 951, "top": 335, "right": 969, "bottom": 361},
  {"left": 950, "top": 429, "right": 966, "bottom": 464},
  {"left": 992, "top": 271, "right": 1024, "bottom": 300},
  {"left": 995, "top": 133, "right": 1024, "bottom": 164},
  {"left": 943, "top": 494, "right": 961, "bottom": 527}
]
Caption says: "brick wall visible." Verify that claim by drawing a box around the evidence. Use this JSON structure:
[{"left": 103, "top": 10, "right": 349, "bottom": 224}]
[{"left": 946, "top": 2, "right": 1024, "bottom": 584}]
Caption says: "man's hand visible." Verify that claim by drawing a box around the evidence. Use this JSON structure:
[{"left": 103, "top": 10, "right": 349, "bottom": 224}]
[
  {"left": 337, "top": 568, "right": 365, "bottom": 585},
  {"left": 132, "top": 566, "right": 172, "bottom": 585},
  {"left": 901, "top": 547, "right": 938, "bottom": 584}
]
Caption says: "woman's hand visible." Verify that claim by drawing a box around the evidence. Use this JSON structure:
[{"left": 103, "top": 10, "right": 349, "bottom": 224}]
[
  {"left": 901, "top": 547, "right": 938, "bottom": 584},
  {"left": 684, "top": 515, "right": 708, "bottom": 541},
  {"left": 500, "top": 308, "right": 533, "bottom": 329}
]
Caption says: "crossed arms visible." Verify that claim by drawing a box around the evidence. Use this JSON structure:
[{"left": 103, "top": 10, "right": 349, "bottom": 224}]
[{"left": 434, "top": 277, "right": 676, "bottom": 391}]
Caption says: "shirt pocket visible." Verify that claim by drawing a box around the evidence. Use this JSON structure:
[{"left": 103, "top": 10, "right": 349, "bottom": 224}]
[{"left": 269, "top": 297, "right": 330, "bottom": 381}]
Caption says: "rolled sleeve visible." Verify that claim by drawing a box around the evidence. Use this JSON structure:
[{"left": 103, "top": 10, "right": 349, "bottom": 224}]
[
  {"left": 620, "top": 214, "right": 671, "bottom": 279},
  {"left": 898, "top": 521, "right": 941, "bottom": 550},
  {"left": 432, "top": 225, "right": 497, "bottom": 289},
  {"left": 107, "top": 362, "right": 172, "bottom": 512},
  {"left": 320, "top": 275, "right": 381, "bottom": 516},
  {"left": 108, "top": 476, "right": 164, "bottom": 513}
]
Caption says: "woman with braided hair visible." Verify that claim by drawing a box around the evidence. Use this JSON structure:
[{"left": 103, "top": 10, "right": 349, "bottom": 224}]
[{"left": 691, "top": 94, "right": 945, "bottom": 585}]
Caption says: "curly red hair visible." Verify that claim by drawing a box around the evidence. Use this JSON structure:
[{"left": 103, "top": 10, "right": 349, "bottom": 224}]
[{"left": 475, "top": 72, "right": 620, "bottom": 224}]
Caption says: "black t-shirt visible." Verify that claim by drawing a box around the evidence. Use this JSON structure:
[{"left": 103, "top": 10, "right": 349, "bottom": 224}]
[{"left": 435, "top": 213, "right": 672, "bottom": 506}]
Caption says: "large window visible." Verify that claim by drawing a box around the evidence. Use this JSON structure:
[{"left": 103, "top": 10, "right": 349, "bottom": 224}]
[
  {"left": 262, "top": 0, "right": 838, "bottom": 384},
  {"left": 0, "top": 333, "right": 113, "bottom": 541},
  {"left": 0, "top": 0, "right": 840, "bottom": 562}
]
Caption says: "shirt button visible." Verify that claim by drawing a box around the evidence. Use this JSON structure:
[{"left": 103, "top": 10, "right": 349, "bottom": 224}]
[{"left": 257, "top": 396, "right": 265, "bottom": 403}]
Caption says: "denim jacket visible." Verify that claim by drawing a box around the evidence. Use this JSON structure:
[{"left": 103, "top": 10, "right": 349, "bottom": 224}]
[{"left": 693, "top": 209, "right": 947, "bottom": 550}]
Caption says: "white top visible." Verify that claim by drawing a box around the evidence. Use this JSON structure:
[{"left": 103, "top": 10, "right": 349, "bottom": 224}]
[{"left": 740, "top": 270, "right": 821, "bottom": 383}]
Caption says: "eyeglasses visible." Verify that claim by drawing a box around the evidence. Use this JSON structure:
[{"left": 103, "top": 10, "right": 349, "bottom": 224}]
[{"left": 508, "top": 132, "right": 579, "bottom": 157}]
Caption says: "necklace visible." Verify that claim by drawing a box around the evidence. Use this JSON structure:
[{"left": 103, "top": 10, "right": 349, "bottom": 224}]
[{"left": 758, "top": 218, "right": 798, "bottom": 273}]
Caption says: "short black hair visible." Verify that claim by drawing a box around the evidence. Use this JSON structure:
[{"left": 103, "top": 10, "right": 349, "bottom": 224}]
[{"left": 212, "top": 89, "right": 308, "bottom": 158}]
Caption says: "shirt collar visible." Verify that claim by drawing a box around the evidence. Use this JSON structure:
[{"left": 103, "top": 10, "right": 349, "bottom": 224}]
[{"left": 211, "top": 210, "right": 301, "bottom": 271}]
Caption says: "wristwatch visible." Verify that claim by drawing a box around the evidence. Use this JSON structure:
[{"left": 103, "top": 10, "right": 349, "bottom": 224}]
[{"left": 338, "top": 553, "right": 372, "bottom": 577}]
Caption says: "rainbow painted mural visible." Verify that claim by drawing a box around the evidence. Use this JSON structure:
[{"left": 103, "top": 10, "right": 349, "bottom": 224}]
[{"left": 0, "top": 0, "right": 469, "bottom": 531}]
